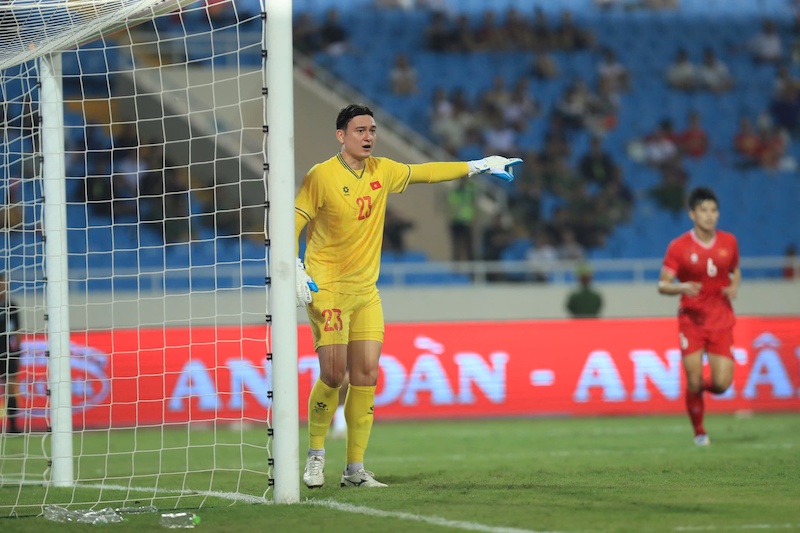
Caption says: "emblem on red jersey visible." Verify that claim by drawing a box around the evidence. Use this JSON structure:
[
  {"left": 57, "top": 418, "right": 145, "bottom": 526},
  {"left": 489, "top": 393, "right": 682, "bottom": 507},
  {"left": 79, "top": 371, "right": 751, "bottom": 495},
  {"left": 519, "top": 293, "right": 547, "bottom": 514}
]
[
  {"left": 370, "top": 181, "right": 381, "bottom": 190},
  {"left": 719, "top": 249, "right": 728, "bottom": 257},
  {"left": 690, "top": 253, "right": 698, "bottom": 263}
]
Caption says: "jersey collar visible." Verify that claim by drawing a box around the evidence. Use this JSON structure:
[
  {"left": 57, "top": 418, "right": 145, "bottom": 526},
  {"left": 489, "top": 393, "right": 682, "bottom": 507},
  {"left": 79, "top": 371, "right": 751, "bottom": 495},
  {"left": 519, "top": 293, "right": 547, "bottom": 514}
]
[
  {"left": 337, "top": 153, "right": 367, "bottom": 180},
  {"left": 690, "top": 228, "right": 717, "bottom": 249}
]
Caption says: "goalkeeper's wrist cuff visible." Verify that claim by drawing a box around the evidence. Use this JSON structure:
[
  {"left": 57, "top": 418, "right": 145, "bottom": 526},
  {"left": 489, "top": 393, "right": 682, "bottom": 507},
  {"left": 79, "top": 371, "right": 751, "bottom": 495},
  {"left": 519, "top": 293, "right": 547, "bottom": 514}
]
[{"left": 467, "top": 159, "right": 488, "bottom": 176}]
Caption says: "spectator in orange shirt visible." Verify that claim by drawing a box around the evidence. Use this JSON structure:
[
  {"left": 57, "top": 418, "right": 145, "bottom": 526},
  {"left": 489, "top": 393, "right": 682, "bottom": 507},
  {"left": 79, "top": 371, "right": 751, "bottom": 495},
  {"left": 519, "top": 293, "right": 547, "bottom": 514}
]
[
  {"left": 755, "top": 122, "right": 790, "bottom": 171},
  {"left": 676, "top": 111, "right": 709, "bottom": 158},
  {"left": 733, "top": 116, "right": 761, "bottom": 168}
]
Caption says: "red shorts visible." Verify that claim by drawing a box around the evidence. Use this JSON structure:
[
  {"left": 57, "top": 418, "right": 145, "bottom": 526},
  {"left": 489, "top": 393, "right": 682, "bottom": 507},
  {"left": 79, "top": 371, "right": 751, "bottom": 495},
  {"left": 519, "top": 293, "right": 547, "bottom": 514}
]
[{"left": 678, "top": 321, "right": 733, "bottom": 358}]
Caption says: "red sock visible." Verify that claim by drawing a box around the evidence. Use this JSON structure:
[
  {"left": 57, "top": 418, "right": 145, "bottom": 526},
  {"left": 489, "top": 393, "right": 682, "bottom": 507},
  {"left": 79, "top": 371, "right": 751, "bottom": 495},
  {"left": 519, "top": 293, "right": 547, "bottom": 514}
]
[{"left": 685, "top": 388, "right": 706, "bottom": 436}]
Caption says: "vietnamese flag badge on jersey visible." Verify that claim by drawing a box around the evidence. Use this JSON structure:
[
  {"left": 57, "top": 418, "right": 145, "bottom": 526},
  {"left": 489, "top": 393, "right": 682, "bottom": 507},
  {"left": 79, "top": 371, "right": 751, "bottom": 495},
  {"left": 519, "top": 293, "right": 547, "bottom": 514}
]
[{"left": 370, "top": 181, "right": 381, "bottom": 190}]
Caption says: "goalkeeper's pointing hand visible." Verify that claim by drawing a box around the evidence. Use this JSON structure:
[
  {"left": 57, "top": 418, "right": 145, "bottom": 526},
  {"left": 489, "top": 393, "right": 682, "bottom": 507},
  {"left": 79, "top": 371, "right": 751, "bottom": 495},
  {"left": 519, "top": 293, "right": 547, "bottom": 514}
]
[
  {"left": 468, "top": 155, "right": 523, "bottom": 182},
  {"left": 296, "top": 258, "right": 318, "bottom": 308}
]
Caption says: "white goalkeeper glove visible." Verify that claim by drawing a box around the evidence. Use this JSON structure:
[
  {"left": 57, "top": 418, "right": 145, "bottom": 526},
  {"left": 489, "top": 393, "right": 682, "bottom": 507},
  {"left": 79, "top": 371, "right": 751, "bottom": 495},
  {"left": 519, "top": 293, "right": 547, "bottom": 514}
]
[
  {"left": 468, "top": 155, "right": 523, "bottom": 182},
  {"left": 296, "top": 258, "right": 318, "bottom": 308}
]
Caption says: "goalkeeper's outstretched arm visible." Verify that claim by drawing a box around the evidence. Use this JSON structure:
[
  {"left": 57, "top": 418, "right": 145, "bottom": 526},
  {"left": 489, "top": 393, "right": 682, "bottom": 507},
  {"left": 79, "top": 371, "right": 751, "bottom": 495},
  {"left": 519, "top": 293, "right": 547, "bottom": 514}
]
[{"left": 408, "top": 155, "right": 523, "bottom": 185}]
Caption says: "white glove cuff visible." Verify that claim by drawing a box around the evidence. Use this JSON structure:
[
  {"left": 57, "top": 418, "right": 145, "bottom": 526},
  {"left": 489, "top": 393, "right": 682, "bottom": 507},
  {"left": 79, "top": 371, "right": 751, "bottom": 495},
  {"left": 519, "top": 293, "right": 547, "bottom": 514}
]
[{"left": 467, "top": 159, "right": 488, "bottom": 176}]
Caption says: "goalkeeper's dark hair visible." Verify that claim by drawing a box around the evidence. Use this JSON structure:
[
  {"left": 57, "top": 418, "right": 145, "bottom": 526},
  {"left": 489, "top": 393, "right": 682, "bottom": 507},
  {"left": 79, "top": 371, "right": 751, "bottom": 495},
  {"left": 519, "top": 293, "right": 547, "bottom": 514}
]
[
  {"left": 688, "top": 186, "right": 718, "bottom": 210},
  {"left": 336, "top": 104, "right": 373, "bottom": 131}
]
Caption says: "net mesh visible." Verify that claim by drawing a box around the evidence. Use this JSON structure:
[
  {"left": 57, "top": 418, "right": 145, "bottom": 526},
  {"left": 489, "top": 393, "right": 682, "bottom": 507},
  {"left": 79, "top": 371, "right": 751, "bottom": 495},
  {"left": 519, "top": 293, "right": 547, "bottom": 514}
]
[{"left": 0, "top": 0, "right": 271, "bottom": 517}]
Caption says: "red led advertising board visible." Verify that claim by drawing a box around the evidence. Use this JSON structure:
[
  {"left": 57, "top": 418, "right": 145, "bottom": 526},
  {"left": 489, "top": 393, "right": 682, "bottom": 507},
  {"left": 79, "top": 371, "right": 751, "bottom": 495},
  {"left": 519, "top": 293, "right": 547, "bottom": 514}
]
[{"left": 8, "top": 317, "right": 799, "bottom": 429}]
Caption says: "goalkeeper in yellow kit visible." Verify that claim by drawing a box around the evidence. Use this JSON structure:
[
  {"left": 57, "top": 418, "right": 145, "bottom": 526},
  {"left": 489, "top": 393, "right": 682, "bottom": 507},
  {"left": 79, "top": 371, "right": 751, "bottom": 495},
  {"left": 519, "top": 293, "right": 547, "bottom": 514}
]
[{"left": 295, "top": 104, "right": 521, "bottom": 489}]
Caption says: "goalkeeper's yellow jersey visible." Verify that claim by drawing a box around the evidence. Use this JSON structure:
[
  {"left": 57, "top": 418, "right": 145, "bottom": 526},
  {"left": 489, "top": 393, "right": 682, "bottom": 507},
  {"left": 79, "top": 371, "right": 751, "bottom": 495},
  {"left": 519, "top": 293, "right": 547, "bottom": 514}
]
[{"left": 295, "top": 153, "right": 468, "bottom": 294}]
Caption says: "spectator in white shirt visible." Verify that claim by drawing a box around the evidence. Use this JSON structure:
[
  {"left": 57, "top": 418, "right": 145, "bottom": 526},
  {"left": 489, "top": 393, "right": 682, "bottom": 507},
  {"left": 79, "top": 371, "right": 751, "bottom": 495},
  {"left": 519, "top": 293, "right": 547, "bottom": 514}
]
[
  {"left": 597, "top": 47, "right": 630, "bottom": 92},
  {"left": 749, "top": 20, "right": 782, "bottom": 64},
  {"left": 665, "top": 48, "right": 697, "bottom": 91},
  {"left": 482, "top": 108, "right": 519, "bottom": 155},
  {"left": 502, "top": 78, "right": 540, "bottom": 131},
  {"left": 696, "top": 47, "right": 733, "bottom": 93},
  {"left": 389, "top": 53, "right": 418, "bottom": 95}
]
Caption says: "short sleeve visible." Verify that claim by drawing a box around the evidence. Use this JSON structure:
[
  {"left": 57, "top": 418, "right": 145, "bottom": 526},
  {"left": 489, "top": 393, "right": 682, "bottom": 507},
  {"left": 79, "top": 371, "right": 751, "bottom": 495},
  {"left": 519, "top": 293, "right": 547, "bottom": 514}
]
[
  {"left": 729, "top": 235, "right": 740, "bottom": 272},
  {"left": 662, "top": 239, "right": 681, "bottom": 275}
]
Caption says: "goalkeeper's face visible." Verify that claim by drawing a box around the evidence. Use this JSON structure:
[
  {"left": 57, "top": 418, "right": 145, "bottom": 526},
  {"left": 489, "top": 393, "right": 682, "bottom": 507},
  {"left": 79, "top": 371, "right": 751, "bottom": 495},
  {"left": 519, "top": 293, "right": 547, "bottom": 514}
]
[{"left": 338, "top": 115, "right": 377, "bottom": 163}]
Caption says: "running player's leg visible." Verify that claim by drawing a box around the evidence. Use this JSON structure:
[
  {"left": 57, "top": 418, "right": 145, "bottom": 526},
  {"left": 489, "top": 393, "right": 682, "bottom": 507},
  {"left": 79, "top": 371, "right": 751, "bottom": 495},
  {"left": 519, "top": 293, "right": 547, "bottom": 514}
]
[
  {"left": 706, "top": 354, "right": 734, "bottom": 393},
  {"left": 705, "top": 328, "right": 735, "bottom": 394},
  {"left": 680, "top": 324, "right": 710, "bottom": 443},
  {"left": 682, "top": 349, "right": 707, "bottom": 440}
]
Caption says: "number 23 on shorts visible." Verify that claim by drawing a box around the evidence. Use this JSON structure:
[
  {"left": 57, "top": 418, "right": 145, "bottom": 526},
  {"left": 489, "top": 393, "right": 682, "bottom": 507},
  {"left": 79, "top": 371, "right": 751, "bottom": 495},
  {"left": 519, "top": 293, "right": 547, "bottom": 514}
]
[{"left": 322, "top": 308, "right": 343, "bottom": 331}]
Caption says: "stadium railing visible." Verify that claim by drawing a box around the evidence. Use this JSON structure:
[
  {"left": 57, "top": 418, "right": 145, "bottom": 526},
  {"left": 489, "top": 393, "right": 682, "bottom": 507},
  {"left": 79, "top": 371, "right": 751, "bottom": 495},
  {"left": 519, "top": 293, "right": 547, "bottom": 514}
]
[{"left": 6, "top": 256, "right": 797, "bottom": 293}]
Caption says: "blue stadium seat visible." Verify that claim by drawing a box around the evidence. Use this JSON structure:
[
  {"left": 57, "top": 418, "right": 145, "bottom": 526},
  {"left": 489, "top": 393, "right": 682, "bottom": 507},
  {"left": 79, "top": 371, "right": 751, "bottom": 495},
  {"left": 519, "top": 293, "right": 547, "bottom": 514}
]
[{"left": 6, "top": 0, "right": 796, "bottom": 294}]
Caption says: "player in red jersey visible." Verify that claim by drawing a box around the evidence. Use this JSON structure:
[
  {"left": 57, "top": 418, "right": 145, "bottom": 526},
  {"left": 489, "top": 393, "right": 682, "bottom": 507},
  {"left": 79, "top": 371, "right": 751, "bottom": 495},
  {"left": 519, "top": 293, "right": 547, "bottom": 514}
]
[{"left": 658, "top": 187, "right": 741, "bottom": 446}]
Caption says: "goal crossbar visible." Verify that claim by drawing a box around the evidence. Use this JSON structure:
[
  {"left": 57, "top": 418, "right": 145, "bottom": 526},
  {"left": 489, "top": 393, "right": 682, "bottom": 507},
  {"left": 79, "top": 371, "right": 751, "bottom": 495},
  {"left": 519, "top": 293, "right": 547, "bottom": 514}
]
[{"left": 0, "top": 0, "right": 197, "bottom": 71}]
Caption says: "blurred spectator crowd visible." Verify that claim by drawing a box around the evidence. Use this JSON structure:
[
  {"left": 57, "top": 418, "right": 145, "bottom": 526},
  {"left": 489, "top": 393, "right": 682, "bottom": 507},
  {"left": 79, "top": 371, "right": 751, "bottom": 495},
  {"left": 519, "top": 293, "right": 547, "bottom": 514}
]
[{"left": 290, "top": 2, "right": 800, "bottom": 277}]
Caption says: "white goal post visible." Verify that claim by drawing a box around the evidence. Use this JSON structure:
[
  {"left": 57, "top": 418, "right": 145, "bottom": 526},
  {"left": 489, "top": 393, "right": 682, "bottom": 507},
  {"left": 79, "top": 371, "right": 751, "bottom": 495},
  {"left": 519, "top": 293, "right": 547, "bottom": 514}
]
[{"left": 0, "top": 0, "right": 300, "bottom": 516}]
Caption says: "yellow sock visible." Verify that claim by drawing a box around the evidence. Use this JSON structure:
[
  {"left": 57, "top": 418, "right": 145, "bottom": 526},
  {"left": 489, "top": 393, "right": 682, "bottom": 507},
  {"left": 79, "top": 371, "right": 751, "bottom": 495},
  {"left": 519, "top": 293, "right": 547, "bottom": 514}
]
[
  {"left": 344, "top": 385, "right": 375, "bottom": 464},
  {"left": 308, "top": 378, "right": 340, "bottom": 450}
]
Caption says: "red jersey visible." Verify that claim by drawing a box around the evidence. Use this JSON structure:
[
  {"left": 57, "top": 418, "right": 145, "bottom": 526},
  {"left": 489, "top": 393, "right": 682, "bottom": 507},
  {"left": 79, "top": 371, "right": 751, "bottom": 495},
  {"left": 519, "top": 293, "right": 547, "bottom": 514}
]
[
  {"left": 676, "top": 127, "right": 709, "bottom": 158},
  {"left": 662, "top": 229, "right": 739, "bottom": 330}
]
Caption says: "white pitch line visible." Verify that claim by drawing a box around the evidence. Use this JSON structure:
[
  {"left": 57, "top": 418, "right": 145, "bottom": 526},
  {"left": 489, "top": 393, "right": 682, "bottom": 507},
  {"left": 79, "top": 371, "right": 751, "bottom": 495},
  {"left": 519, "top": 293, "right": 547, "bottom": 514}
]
[
  {"left": 308, "top": 498, "right": 562, "bottom": 533},
  {"left": 675, "top": 524, "right": 800, "bottom": 531},
  {"left": 10, "top": 478, "right": 558, "bottom": 533},
  {"left": 9, "top": 479, "right": 798, "bottom": 533},
  {"left": 69, "top": 481, "right": 270, "bottom": 505},
  {"left": 8, "top": 480, "right": 561, "bottom": 532}
]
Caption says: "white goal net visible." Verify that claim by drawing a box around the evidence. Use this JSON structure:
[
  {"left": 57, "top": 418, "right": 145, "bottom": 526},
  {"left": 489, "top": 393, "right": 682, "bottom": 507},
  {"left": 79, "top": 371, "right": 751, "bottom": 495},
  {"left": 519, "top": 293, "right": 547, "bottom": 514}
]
[{"left": 0, "top": 0, "right": 288, "bottom": 517}]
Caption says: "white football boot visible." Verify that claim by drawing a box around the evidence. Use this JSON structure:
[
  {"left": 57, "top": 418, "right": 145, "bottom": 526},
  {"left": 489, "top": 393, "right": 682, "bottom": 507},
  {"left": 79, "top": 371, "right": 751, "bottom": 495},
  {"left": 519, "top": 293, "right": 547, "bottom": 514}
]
[{"left": 303, "top": 455, "right": 325, "bottom": 488}]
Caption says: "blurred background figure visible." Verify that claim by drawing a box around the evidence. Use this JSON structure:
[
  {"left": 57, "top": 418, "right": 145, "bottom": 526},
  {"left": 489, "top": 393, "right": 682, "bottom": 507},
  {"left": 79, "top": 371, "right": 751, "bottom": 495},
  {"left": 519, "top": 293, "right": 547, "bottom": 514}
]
[
  {"left": 565, "top": 263, "right": 603, "bottom": 318},
  {"left": 0, "top": 273, "right": 22, "bottom": 433},
  {"left": 389, "top": 52, "right": 419, "bottom": 95},
  {"left": 749, "top": 19, "right": 783, "bottom": 64},
  {"left": 447, "top": 179, "right": 477, "bottom": 261},
  {"left": 783, "top": 243, "right": 798, "bottom": 280},
  {"left": 665, "top": 48, "right": 697, "bottom": 92},
  {"left": 384, "top": 207, "right": 414, "bottom": 254},
  {"left": 319, "top": 8, "right": 350, "bottom": 55}
]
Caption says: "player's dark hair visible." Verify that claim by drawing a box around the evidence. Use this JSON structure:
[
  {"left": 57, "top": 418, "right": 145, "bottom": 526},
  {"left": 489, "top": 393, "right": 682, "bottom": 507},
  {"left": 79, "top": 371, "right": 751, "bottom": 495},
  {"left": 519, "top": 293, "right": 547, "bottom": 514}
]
[
  {"left": 336, "top": 104, "right": 373, "bottom": 131},
  {"left": 688, "top": 186, "right": 718, "bottom": 210}
]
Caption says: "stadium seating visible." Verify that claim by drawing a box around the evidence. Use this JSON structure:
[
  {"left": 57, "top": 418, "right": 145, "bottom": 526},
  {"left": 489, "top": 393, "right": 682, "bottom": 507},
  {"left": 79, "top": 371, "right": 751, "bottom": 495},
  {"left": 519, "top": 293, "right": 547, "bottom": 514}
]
[
  {"left": 3, "top": 0, "right": 797, "bottom": 291},
  {"left": 301, "top": 0, "right": 798, "bottom": 267}
]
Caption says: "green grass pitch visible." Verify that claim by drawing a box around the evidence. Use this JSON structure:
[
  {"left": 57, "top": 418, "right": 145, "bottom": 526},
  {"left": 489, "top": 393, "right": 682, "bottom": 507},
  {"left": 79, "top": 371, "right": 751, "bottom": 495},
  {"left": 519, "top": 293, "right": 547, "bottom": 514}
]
[{"left": 1, "top": 412, "right": 799, "bottom": 532}]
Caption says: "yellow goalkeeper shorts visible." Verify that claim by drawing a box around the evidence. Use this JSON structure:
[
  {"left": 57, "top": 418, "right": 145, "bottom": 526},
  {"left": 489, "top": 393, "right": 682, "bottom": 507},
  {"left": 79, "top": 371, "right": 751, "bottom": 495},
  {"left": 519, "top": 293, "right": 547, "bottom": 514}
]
[{"left": 306, "top": 286, "right": 384, "bottom": 349}]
